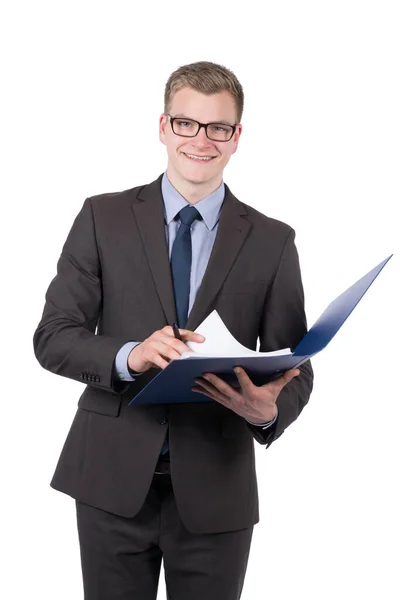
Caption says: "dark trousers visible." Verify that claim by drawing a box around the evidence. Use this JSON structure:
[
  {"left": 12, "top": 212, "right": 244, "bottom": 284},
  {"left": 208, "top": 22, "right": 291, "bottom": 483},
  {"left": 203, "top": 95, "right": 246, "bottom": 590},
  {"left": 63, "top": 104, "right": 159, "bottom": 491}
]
[{"left": 75, "top": 456, "right": 254, "bottom": 600}]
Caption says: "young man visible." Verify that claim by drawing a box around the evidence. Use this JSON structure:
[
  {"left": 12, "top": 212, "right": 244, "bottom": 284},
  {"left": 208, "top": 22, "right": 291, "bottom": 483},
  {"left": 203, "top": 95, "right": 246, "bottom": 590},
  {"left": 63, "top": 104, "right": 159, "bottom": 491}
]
[{"left": 34, "top": 61, "right": 313, "bottom": 600}]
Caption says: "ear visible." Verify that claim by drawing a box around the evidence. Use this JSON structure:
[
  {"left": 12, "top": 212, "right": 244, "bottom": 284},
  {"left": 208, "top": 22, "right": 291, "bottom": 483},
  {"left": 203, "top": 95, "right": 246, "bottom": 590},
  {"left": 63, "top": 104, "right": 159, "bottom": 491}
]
[
  {"left": 231, "top": 123, "right": 243, "bottom": 155},
  {"left": 159, "top": 113, "right": 168, "bottom": 145}
]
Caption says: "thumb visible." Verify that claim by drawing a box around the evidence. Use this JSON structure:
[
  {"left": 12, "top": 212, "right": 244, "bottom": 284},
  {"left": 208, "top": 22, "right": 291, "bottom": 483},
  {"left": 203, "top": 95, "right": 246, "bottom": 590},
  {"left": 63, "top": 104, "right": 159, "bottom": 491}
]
[
  {"left": 271, "top": 368, "right": 300, "bottom": 393},
  {"left": 233, "top": 367, "right": 253, "bottom": 390},
  {"left": 283, "top": 368, "right": 300, "bottom": 383}
]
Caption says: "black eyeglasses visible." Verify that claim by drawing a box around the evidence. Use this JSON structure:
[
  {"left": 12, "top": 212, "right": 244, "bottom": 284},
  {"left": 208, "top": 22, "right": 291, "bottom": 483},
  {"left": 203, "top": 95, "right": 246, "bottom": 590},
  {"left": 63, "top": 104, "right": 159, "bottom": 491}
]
[{"left": 167, "top": 114, "right": 237, "bottom": 142}]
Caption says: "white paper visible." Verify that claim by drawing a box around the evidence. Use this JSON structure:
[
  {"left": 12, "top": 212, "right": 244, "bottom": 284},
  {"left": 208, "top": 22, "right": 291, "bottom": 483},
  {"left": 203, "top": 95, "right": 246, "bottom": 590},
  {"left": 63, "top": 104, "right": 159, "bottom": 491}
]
[{"left": 180, "top": 310, "right": 292, "bottom": 359}]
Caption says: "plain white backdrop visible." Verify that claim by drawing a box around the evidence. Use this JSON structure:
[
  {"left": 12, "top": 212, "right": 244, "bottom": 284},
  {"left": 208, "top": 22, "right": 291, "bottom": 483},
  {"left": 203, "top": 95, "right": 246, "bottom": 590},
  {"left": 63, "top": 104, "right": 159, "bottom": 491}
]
[{"left": 1, "top": 1, "right": 399, "bottom": 598}]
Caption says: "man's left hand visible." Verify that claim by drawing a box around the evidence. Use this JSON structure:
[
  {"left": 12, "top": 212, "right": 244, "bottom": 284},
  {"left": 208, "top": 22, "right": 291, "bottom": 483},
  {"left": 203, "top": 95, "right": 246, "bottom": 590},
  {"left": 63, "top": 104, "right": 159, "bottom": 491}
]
[{"left": 192, "top": 367, "right": 300, "bottom": 424}]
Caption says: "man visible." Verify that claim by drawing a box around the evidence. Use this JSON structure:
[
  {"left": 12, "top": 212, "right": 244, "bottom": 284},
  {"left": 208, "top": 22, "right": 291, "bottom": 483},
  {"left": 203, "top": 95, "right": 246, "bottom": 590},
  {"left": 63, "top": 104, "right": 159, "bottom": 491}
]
[{"left": 34, "top": 61, "right": 313, "bottom": 600}]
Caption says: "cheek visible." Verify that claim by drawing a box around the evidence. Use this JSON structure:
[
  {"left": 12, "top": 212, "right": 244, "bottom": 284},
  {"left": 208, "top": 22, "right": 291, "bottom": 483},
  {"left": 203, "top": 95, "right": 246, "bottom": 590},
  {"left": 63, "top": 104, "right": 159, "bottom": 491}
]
[
  {"left": 218, "top": 150, "right": 233, "bottom": 167},
  {"left": 216, "top": 142, "right": 234, "bottom": 162},
  {"left": 165, "top": 141, "right": 181, "bottom": 159}
]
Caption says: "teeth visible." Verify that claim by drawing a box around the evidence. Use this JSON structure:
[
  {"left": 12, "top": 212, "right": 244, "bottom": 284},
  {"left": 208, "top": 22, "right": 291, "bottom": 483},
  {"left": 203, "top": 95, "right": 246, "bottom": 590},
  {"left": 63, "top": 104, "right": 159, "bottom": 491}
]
[{"left": 185, "top": 153, "right": 213, "bottom": 161}]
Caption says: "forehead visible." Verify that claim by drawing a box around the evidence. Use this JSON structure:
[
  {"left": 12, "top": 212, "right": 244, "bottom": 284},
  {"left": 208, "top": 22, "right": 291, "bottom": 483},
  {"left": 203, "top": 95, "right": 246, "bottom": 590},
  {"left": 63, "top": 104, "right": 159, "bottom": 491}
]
[{"left": 169, "top": 87, "right": 237, "bottom": 123}]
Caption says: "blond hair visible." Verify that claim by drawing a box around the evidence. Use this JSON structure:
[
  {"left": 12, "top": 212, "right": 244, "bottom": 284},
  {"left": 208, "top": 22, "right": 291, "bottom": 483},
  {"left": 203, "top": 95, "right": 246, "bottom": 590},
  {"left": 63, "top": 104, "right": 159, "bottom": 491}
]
[{"left": 164, "top": 61, "right": 244, "bottom": 122}]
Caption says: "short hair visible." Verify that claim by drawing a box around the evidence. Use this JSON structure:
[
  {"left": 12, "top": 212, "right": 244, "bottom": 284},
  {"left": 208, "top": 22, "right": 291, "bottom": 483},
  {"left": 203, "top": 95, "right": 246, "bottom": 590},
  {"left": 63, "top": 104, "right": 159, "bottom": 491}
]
[{"left": 164, "top": 61, "right": 244, "bottom": 123}]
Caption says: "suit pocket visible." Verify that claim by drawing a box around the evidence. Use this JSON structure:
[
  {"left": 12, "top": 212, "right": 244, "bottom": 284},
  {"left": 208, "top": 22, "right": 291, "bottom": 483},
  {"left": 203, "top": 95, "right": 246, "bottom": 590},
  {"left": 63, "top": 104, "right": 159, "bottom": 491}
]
[{"left": 78, "top": 386, "right": 122, "bottom": 417}]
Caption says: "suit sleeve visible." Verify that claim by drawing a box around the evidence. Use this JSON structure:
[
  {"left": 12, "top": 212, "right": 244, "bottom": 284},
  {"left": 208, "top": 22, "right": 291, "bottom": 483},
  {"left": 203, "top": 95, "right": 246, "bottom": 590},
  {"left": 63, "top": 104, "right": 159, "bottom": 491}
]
[
  {"left": 33, "top": 197, "right": 132, "bottom": 394},
  {"left": 246, "top": 228, "right": 314, "bottom": 446}
]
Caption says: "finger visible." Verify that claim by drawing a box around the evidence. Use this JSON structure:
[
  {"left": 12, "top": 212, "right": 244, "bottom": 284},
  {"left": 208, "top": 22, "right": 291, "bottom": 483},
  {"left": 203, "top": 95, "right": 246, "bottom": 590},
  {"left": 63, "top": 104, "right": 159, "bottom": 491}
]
[
  {"left": 178, "top": 329, "right": 205, "bottom": 342},
  {"left": 232, "top": 367, "right": 254, "bottom": 392},
  {"left": 145, "top": 343, "right": 181, "bottom": 369},
  {"left": 157, "top": 335, "right": 194, "bottom": 355},
  {"left": 269, "top": 368, "right": 300, "bottom": 394},
  {"left": 156, "top": 346, "right": 201, "bottom": 369},
  {"left": 192, "top": 385, "right": 229, "bottom": 407},
  {"left": 156, "top": 340, "right": 183, "bottom": 361},
  {"left": 163, "top": 325, "right": 204, "bottom": 340},
  {"left": 160, "top": 326, "right": 204, "bottom": 343},
  {"left": 194, "top": 378, "right": 232, "bottom": 404},
  {"left": 201, "top": 373, "right": 240, "bottom": 399},
  {"left": 150, "top": 354, "right": 170, "bottom": 370}
]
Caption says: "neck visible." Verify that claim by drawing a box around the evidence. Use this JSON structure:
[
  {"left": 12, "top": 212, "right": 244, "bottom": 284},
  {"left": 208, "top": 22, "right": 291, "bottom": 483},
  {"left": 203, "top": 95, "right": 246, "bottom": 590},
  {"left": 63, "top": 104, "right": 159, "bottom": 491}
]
[{"left": 166, "top": 166, "right": 222, "bottom": 205}]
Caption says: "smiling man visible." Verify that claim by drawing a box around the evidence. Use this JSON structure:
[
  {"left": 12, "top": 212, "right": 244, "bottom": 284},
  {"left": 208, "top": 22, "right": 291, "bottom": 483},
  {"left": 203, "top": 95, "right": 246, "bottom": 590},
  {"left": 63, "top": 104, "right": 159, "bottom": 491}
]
[
  {"left": 34, "top": 61, "right": 313, "bottom": 600},
  {"left": 160, "top": 86, "right": 240, "bottom": 199}
]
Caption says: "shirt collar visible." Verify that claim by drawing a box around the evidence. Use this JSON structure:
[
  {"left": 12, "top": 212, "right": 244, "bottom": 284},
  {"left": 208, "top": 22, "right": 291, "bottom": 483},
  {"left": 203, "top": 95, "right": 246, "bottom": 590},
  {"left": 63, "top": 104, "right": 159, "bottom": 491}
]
[{"left": 161, "top": 171, "right": 225, "bottom": 231}]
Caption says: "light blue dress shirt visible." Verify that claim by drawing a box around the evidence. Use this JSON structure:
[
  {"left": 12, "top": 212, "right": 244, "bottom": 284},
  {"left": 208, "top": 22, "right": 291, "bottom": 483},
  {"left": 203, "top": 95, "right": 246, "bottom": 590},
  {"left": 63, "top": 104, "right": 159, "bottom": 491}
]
[{"left": 114, "top": 171, "right": 277, "bottom": 430}]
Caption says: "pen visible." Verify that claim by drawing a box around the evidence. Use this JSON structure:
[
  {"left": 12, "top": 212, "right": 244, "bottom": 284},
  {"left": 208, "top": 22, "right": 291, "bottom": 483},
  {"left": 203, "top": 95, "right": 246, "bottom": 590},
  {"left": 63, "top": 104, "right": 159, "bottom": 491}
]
[{"left": 172, "top": 322, "right": 182, "bottom": 340}]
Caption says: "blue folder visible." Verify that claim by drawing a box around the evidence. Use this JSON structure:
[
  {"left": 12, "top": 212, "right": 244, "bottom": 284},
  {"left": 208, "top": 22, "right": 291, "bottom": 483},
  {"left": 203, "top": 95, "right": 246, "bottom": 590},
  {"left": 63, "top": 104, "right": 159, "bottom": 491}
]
[{"left": 129, "top": 255, "right": 393, "bottom": 406}]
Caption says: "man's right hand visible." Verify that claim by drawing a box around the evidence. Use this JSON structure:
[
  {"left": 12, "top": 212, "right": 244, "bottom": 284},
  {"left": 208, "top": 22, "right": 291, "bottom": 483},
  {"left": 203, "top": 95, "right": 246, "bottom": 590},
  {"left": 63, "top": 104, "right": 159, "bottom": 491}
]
[{"left": 127, "top": 326, "right": 205, "bottom": 373}]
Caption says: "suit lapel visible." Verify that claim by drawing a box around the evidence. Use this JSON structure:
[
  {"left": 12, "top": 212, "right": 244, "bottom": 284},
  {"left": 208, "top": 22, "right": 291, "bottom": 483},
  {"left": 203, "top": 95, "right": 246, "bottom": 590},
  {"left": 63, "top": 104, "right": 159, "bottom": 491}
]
[
  {"left": 131, "top": 176, "right": 252, "bottom": 333},
  {"left": 131, "top": 175, "right": 177, "bottom": 326}
]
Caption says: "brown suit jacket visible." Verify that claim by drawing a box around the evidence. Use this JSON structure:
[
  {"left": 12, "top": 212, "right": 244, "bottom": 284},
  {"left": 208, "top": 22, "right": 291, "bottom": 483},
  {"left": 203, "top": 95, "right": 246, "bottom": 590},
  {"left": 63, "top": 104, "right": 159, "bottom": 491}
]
[{"left": 33, "top": 173, "right": 313, "bottom": 534}]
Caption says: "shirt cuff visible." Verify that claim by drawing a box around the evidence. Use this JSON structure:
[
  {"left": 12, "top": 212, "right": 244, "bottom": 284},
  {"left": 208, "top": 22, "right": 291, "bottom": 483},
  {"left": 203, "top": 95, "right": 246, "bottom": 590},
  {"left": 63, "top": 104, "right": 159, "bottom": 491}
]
[
  {"left": 246, "top": 409, "right": 278, "bottom": 429},
  {"left": 114, "top": 341, "right": 142, "bottom": 381}
]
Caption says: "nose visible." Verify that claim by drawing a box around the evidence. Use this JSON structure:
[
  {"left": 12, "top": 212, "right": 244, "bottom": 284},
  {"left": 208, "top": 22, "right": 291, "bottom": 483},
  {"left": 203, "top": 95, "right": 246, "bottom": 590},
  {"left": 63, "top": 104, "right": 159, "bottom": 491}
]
[{"left": 193, "top": 124, "right": 212, "bottom": 146}]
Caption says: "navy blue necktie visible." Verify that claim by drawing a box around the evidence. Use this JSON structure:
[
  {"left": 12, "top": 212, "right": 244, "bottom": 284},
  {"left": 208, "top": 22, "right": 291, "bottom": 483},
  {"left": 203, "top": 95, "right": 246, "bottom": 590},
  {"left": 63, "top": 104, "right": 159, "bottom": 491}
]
[
  {"left": 160, "top": 205, "right": 200, "bottom": 456},
  {"left": 170, "top": 205, "right": 201, "bottom": 328}
]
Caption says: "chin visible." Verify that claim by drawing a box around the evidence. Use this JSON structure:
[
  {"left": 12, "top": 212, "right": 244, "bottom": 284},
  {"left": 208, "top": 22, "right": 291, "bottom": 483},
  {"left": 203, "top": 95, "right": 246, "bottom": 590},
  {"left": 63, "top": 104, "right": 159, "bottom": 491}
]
[
  {"left": 183, "top": 174, "right": 209, "bottom": 184},
  {"left": 181, "top": 167, "right": 218, "bottom": 185},
  {"left": 174, "top": 153, "right": 221, "bottom": 185}
]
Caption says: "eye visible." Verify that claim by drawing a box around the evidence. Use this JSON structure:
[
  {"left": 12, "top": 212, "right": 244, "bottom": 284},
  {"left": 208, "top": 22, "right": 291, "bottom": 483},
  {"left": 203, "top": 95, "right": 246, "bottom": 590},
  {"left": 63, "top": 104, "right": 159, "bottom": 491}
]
[
  {"left": 177, "top": 120, "right": 194, "bottom": 128},
  {"left": 211, "top": 125, "right": 230, "bottom": 133}
]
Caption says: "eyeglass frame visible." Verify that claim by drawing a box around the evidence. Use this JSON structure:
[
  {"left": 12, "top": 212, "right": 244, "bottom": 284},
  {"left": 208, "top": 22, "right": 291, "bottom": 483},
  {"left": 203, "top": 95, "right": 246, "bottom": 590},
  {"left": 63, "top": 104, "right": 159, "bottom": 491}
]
[{"left": 166, "top": 114, "right": 238, "bottom": 142}]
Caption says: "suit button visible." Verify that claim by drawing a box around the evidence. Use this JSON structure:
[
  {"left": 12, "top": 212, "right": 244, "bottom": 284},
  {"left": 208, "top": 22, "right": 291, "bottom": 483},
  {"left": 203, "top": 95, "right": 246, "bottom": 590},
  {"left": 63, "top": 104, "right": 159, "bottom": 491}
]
[{"left": 158, "top": 418, "right": 168, "bottom": 425}]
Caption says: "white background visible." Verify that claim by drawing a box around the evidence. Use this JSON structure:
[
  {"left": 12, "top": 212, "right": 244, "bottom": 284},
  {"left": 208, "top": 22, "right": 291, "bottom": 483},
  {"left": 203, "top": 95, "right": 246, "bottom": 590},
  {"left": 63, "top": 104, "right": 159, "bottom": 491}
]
[{"left": 1, "top": 1, "right": 399, "bottom": 598}]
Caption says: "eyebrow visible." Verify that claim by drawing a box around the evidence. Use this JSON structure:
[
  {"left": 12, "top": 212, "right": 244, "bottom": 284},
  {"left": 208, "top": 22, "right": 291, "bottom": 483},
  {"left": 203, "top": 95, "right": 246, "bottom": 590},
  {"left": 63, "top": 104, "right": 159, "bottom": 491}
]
[{"left": 173, "top": 114, "right": 235, "bottom": 125}]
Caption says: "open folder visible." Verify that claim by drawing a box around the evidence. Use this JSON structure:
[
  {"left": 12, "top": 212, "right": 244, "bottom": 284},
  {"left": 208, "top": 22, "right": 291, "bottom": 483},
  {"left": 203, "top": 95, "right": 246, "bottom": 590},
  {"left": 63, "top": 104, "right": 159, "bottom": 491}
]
[{"left": 129, "top": 255, "right": 393, "bottom": 406}]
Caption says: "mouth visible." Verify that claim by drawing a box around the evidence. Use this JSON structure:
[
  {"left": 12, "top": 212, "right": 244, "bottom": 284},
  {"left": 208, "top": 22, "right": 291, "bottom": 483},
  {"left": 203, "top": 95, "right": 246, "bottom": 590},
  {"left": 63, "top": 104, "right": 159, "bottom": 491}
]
[{"left": 182, "top": 152, "right": 217, "bottom": 163}]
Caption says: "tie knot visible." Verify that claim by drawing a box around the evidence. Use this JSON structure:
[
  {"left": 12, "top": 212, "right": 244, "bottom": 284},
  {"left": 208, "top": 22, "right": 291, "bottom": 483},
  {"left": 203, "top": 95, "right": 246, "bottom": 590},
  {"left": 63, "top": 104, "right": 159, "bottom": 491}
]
[{"left": 178, "top": 205, "right": 201, "bottom": 227}]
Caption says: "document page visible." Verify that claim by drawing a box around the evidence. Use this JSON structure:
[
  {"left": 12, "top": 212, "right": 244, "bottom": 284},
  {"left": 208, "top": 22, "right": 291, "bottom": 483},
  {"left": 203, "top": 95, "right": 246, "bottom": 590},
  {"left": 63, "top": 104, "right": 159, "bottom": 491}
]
[{"left": 181, "top": 310, "right": 291, "bottom": 359}]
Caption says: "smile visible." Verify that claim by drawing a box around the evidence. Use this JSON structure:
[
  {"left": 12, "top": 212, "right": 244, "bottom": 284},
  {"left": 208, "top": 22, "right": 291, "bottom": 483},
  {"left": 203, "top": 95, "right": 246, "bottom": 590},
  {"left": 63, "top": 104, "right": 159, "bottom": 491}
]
[{"left": 183, "top": 153, "right": 216, "bottom": 162}]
